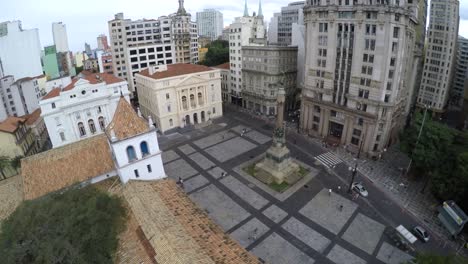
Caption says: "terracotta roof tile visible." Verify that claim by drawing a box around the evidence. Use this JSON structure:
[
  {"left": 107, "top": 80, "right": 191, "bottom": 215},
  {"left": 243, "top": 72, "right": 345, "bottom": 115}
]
[
  {"left": 106, "top": 97, "right": 149, "bottom": 141},
  {"left": 123, "top": 180, "right": 260, "bottom": 264},
  {"left": 22, "top": 109, "right": 42, "bottom": 125},
  {"left": 213, "top": 62, "right": 230, "bottom": 70},
  {"left": 21, "top": 134, "right": 115, "bottom": 200},
  {"left": 0, "top": 116, "right": 26, "bottom": 133},
  {"left": 42, "top": 87, "right": 61, "bottom": 100},
  {"left": 138, "top": 63, "right": 214, "bottom": 80}
]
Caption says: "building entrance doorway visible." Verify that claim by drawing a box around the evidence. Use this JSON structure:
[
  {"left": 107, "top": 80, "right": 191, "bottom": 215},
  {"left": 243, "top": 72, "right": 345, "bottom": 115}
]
[
  {"left": 329, "top": 121, "right": 344, "bottom": 139},
  {"left": 193, "top": 113, "right": 198, "bottom": 124}
]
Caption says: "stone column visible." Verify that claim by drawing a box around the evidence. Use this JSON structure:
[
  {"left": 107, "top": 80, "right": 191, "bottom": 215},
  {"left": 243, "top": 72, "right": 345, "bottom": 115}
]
[{"left": 276, "top": 88, "right": 286, "bottom": 129}]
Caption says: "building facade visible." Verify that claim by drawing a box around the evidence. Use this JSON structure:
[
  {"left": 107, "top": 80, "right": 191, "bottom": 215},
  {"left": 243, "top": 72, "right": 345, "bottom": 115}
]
[
  {"left": 170, "top": 0, "right": 199, "bottom": 64},
  {"left": 108, "top": 13, "right": 176, "bottom": 94},
  {"left": 83, "top": 58, "right": 99, "bottom": 72},
  {"left": 52, "top": 22, "right": 69, "bottom": 52},
  {"left": 451, "top": 36, "right": 468, "bottom": 110},
  {"left": 196, "top": 9, "right": 223, "bottom": 41},
  {"left": 277, "top": 1, "right": 305, "bottom": 46},
  {"left": 242, "top": 46, "right": 298, "bottom": 115},
  {"left": 0, "top": 21, "right": 43, "bottom": 80},
  {"left": 416, "top": 0, "right": 459, "bottom": 113},
  {"left": 0, "top": 75, "right": 45, "bottom": 117},
  {"left": 213, "top": 62, "right": 230, "bottom": 102},
  {"left": 23, "top": 109, "right": 49, "bottom": 153},
  {"left": 43, "top": 45, "right": 60, "bottom": 80},
  {"left": 136, "top": 64, "right": 223, "bottom": 133},
  {"left": 268, "top": 13, "right": 280, "bottom": 44},
  {"left": 97, "top": 34, "right": 110, "bottom": 51},
  {"left": 40, "top": 72, "right": 130, "bottom": 148},
  {"left": 0, "top": 116, "right": 37, "bottom": 158},
  {"left": 228, "top": 3, "right": 266, "bottom": 105},
  {"left": 301, "top": 0, "right": 421, "bottom": 156}
]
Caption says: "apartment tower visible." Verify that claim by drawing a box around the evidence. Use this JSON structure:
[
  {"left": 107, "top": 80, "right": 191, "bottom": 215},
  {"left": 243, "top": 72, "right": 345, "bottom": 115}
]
[{"left": 416, "top": 0, "right": 459, "bottom": 113}]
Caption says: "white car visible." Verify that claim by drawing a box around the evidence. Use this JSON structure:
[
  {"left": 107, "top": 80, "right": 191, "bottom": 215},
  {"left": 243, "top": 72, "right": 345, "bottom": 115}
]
[
  {"left": 352, "top": 182, "right": 369, "bottom": 197},
  {"left": 413, "top": 226, "right": 430, "bottom": 242}
]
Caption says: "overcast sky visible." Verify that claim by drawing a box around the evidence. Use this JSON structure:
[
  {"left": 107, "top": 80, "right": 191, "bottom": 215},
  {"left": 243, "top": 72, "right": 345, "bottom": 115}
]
[{"left": 0, "top": 0, "right": 467, "bottom": 52}]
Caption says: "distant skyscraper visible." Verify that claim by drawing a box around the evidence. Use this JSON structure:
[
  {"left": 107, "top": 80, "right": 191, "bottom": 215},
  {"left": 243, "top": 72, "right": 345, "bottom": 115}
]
[
  {"left": 452, "top": 36, "right": 468, "bottom": 110},
  {"left": 97, "top": 34, "right": 110, "bottom": 51},
  {"left": 268, "top": 13, "right": 280, "bottom": 44},
  {"left": 84, "top": 42, "right": 92, "bottom": 58},
  {"left": 277, "top": 1, "right": 305, "bottom": 46},
  {"left": 52, "top": 22, "right": 69, "bottom": 53},
  {"left": 417, "top": 0, "right": 459, "bottom": 113},
  {"left": 0, "top": 21, "right": 43, "bottom": 80},
  {"left": 196, "top": 9, "right": 223, "bottom": 41}
]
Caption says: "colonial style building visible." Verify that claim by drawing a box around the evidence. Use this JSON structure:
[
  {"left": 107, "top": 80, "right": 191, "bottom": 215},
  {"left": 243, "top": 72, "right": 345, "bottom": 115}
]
[
  {"left": 40, "top": 71, "right": 130, "bottom": 148},
  {"left": 241, "top": 46, "right": 298, "bottom": 115},
  {"left": 0, "top": 116, "right": 37, "bottom": 158},
  {"left": 136, "top": 64, "right": 223, "bottom": 133},
  {"left": 301, "top": 0, "right": 422, "bottom": 156}
]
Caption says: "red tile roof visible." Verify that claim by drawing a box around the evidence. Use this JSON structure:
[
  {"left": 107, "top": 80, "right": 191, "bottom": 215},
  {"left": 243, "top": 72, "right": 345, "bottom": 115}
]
[
  {"left": 138, "top": 63, "right": 214, "bottom": 80},
  {"left": 0, "top": 116, "right": 25, "bottom": 133},
  {"left": 23, "top": 109, "right": 42, "bottom": 126},
  {"left": 106, "top": 97, "right": 149, "bottom": 141},
  {"left": 213, "top": 62, "right": 230, "bottom": 70},
  {"left": 42, "top": 87, "right": 61, "bottom": 100}
]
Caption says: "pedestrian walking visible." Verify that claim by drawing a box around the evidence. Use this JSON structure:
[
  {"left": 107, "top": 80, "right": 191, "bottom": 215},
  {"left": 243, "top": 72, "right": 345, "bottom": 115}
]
[
  {"left": 178, "top": 177, "right": 184, "bottom": 188},
  {"left": 339, "top": 205, "right": 343, "bottom": 211},
  {"left": 329, "top": 188, "right": 332, "bottom": 196},
  {"left": 337, "top": 186, "right": 341, "bottom": 193}
]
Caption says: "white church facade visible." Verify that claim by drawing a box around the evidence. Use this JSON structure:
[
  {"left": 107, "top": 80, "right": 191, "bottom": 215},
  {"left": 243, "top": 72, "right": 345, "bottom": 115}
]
[{"left": 39, "top": 71, "right": 130, "bottom": 148}]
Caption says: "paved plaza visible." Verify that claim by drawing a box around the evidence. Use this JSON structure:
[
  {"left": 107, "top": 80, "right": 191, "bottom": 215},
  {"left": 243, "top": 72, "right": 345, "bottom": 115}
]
[{"left": 160, "top": 123, "right": 416, "bottom": 264}]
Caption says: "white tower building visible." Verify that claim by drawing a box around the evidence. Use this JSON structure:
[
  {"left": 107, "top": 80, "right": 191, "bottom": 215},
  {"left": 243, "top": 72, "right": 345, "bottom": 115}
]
[
  {"left": 107, "top": 97, "right": 166, "bottom": 184},
  {"left": 196, "top": 9, "right": 224, "bottom": 41},
  {"left": 52, "top": 22, "right": 70, "bottom": 53}
]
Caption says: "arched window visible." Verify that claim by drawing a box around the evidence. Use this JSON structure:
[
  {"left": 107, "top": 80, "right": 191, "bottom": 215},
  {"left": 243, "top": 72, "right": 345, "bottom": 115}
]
[
  {"left": 98, "top": 116, "right": 105, "bottom": 131},
  {"left": 198, "top": 92, "right": 204, "bottom": 105},
  {"left": 88, "top": 119, "right": 96, "bottom": 134},
  {"left": 78, "top": 122, "right": 86, "bottom": 137},
  {"left": 190, "top": 94, "right": 196, "bottom": 108},
  {"left": 169, "top": 119, "right": 173, "bottom": 127},
  {"left": 182, "top": 96, "right": 188, "bottom": 110},
  {"left": 140, "top": 141, "right": 149, "bottom": 157},
  {"left": 127, "top": 146, "right": 137, "bottom": 162}
]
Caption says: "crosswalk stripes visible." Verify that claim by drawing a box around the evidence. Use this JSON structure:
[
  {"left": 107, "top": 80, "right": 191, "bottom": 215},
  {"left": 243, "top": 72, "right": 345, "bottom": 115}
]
[{"left": 315, "top": 152, "right": 342, "bottom": 169}]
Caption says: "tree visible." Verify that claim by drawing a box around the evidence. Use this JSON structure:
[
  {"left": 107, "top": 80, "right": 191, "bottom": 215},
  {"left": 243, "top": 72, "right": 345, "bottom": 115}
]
[
  {"left": 201, "top": 40, "right": 229, "bottom": 66},
  {"left": 409, "top": 253, "right": 467, "bottom": 264},
  {"left": 0, "top": 156, "right": 10, "bottom": 180},
  {"left": 0, "top": 185, "right": 126, "bottom": 264}
]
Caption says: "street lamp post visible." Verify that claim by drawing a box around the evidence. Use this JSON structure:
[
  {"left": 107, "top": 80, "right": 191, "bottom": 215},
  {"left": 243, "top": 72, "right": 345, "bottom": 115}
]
[
  {"left": 405, "top": 105, "right": 429, "bottom": 177},
  {"left": 348, "top": 132, "right": 364, "bottom": 193}
]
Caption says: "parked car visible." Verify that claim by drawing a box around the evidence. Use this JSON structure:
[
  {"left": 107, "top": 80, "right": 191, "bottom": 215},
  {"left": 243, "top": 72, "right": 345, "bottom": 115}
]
[
  {"left": 352, "top": 182, "right": 369, "bottom": 197},
  {"left": 413, "top": 226, "right": 430, "bottom": 242}
]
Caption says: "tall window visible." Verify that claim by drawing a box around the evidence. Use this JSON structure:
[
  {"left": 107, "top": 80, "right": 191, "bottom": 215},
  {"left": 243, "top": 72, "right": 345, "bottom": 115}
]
[
  {"left": 60, "top": 132, "right": 66, "bottom": 142},
  {"left": 198, "top": 92, "right": 204, "bottom": 105},
  {"left": 190, "top": 94, "right": 196, "bottom": 108},
  {"left": 127, "top": 146, "right": 137, "bottom": 162},
  {"left": 169, "top": 119, "right": 173, "bottom": 126},
  {"left": 98, "top": 116, "right": 105, "bottom": 131},
  {"left": 78, "top": 122, "right": 86, "bottom": 137},
  {"left": 182, "top": 96, "right": 188, "bottom": 110},
  {"left": 88, "top": 119, "right": 96, "bottom": 134},
  {"left": 140, "top": 141, "right": 149, "bottom": 156}
]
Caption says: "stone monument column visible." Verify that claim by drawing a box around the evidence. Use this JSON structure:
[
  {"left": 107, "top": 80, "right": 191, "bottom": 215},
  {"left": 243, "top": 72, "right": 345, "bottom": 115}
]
[{"left": 276, "top": 87, "right": 286, "bottom": 129}]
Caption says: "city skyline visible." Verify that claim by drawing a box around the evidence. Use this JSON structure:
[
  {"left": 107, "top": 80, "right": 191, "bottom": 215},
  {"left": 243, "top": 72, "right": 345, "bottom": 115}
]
[{"left": 0, "top": 0, "right": 285, "bottom": 52}]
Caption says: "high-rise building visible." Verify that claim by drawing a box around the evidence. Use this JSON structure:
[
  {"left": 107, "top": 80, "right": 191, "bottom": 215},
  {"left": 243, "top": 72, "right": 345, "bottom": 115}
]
[
  {"left": 452, "top": 36, "right": 468, "bottom": 110},
  {"left": 228, "top": 0, "right": 266, "bottom": 105},
  {"left": 416, "top": 0, "right": 459, "bottom": 113},
  {"left": 170, "top": 0, "right": 199, "bottom": 64},
  {"left": 97, "top": 34, "right": 110, "bottom": 51},
  {"left": 52, "top": 22, "right": 69, "bottom": 53},
  {"left": 108, "top": 13, "right": 176, "bottom": 94},
  {"left": 0, "top": 74, "right": 46, "bottom": 117},
  {"left": 241, "top": 46, "right": 298, "bottom": 115},
  {"left": 196, "top": 9, "right": 223, "bottom": 41},
  {"left": 268, "top": 13, "right": 280, "bottom": 44},
  {"left": 300, "top": 0, "right": 422, "bottom": 156},
  {"left": 43, "top": 45, "right": 60, "bottom": 80},
  {"left": 0, "top": 21, "right": 43, "bottom": 80},
  {"left": 84, "top": 43, "right": 92, "bottom": 58},
  {"left": 277, "top": 1, "right": 305, "bottom": 46}
]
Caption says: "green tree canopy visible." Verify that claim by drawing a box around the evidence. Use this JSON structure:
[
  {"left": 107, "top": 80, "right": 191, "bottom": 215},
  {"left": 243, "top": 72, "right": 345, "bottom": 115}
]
[
  {"left": 200, "top": 40, "right": 229, "bottom": 66},
  {"left": 0, "top": 185, "right": 126, "bottom": 264},
  {"left": 409, "top": 252, "right": 467, "bottom": 264}
]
